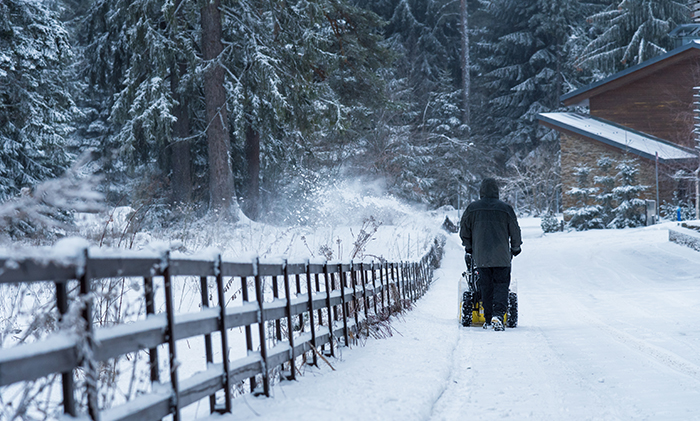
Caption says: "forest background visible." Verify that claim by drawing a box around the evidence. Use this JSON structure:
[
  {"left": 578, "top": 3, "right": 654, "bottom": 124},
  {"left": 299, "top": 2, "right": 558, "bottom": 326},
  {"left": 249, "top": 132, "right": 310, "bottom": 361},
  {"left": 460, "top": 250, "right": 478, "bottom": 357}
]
[{"left": 0, "top": 0, "right": 692, "bottom": 239}]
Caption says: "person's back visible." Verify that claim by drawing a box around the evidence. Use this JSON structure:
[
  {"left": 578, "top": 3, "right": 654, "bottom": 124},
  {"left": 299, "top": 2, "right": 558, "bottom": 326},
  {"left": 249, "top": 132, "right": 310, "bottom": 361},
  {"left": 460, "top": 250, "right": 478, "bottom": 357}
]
[
  {"left": 459, "top": 178, "right": 522, "bottom": 330},
  {"left": 460, "top": 179, "right": 521, "bottom": 268}
]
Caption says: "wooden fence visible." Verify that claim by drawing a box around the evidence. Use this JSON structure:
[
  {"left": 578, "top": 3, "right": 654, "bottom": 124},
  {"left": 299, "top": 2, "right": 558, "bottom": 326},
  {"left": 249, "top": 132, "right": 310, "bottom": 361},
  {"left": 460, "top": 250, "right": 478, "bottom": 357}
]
[{"left": 0, "top": 237, "right": 444, "bottom": 420}]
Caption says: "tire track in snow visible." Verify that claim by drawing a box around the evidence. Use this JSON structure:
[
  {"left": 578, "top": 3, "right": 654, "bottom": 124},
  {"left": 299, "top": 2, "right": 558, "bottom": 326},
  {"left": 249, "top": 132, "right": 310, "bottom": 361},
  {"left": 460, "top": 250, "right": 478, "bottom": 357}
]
[
  {"left": 573, "top": 300, "right": 700, "bottom": 382},
  {"left": 425, "top": 329, "right": 465, "bottom": 420}
]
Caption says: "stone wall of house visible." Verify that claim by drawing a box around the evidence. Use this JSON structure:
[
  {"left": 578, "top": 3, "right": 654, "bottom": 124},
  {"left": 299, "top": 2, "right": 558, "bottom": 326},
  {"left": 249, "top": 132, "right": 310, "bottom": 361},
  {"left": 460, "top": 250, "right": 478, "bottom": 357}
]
[{"left": 560, "top": 132, "right": 676, "bottom": 214}]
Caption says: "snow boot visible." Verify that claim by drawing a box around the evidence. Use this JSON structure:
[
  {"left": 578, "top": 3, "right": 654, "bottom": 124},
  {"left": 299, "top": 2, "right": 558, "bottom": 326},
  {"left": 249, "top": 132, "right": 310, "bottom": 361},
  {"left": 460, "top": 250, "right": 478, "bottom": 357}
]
[{"left": 492, "top": 316, "right": 504, "bottom": 331}]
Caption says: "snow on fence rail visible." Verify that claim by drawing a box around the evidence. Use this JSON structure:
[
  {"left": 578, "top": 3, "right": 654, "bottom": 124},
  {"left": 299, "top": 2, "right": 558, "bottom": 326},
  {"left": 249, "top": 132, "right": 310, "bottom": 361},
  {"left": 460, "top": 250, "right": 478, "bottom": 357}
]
[{"left": 0, "top": 237, "right": 445, "bottom": 421}]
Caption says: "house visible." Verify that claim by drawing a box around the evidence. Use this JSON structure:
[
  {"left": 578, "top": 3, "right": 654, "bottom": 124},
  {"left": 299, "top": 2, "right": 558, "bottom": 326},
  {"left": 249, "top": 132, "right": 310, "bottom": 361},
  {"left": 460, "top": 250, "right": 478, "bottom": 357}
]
[{"left": 538, "top": 36, "right": 700, "bottom": 215}]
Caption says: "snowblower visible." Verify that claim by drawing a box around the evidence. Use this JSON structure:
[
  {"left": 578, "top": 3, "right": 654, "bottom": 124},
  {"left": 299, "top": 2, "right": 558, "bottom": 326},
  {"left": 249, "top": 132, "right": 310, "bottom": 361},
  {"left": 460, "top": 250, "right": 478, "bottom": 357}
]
[{"left": 458, "top": 254, "right": 518, "bottom": 328}]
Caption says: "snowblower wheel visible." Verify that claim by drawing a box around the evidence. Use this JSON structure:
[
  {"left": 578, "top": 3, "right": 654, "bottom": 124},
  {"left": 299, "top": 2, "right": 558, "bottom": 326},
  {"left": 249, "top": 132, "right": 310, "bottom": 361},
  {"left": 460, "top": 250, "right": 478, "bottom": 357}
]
[
  {"left": 506, "top": 291, "right": 518, "bottom": 328},
  {"left": 461, "top": 291, "right": 473, "bottom": 327}
]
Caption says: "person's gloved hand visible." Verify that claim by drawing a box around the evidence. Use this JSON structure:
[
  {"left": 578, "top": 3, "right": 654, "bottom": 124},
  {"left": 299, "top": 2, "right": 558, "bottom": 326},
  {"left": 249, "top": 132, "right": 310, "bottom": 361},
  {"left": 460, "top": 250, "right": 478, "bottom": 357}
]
[{"left": 511, "top": 248, "right": 521, "bottom": 257}]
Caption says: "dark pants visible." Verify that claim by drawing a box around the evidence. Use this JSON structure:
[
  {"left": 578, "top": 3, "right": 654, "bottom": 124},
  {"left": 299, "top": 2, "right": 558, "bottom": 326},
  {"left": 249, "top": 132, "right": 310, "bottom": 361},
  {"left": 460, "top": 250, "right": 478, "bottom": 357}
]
[{"left": 479, "top": 267, "right": 511, "bottom": 322}]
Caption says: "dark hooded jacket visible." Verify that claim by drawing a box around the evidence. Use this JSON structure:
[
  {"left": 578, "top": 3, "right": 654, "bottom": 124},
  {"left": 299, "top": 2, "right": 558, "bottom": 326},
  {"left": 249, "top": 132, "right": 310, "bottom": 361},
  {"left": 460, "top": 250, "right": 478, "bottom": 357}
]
[{"left": 459, "top": 178, "right": 522, "bottom": 268}]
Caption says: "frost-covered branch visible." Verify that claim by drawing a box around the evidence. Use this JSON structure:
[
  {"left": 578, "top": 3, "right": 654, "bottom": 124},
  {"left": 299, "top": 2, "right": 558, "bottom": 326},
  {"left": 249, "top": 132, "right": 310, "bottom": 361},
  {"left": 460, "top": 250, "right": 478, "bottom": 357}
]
[{"left": 0, "top": 152, "right": 104, "bottom": 242}]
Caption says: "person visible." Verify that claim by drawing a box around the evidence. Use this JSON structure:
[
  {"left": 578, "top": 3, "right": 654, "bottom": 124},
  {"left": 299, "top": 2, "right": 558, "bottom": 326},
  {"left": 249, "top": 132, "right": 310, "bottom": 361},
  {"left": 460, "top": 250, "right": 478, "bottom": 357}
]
[{"left": 459, "top": 178, "right": 522, "bottom": 331}]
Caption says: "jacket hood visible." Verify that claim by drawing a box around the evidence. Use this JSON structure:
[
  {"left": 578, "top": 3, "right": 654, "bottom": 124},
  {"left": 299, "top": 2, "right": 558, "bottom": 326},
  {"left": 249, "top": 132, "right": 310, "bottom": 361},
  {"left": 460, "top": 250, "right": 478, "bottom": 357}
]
[{"left": 479, "top": 178, "right": 499, "bottom": 199}]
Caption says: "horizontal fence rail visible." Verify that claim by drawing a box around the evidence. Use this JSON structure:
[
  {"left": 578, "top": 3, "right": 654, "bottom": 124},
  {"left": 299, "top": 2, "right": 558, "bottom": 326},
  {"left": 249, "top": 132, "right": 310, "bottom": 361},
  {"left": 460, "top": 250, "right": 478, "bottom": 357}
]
[{"left": 0, "top": 236, "right": 445, "bottom": 421}]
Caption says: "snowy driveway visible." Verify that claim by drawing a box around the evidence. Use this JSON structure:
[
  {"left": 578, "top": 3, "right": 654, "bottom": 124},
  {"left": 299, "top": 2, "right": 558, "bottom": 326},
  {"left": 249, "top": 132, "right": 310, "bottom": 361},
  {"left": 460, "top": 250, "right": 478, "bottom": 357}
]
[{"left": 211, "top": 219, "right": 700, "bottom": 421}]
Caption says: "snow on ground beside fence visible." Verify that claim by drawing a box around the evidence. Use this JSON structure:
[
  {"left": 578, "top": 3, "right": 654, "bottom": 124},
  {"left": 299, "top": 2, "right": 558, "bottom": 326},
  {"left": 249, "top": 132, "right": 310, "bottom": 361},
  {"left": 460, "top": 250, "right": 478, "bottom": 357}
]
[
  {"left": 194, "top": 218, "right": 700, "bottom": 421},
  {"left": 0, "top": 190, "right": 455, "bottom": 420}
]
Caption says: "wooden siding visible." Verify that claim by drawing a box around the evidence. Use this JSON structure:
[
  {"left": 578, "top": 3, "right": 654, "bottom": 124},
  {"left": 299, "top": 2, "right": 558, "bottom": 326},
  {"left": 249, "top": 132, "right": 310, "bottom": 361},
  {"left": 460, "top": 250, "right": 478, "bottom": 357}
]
[{"left": 590, "top": 57, "right": 700, "bottom": 149}]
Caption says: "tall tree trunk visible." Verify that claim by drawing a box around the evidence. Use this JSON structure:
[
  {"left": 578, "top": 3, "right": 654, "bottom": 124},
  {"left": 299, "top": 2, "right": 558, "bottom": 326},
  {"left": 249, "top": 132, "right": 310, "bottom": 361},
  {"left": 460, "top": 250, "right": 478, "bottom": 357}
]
[
  {"left": 244, "top": 124, "right": 260, "bottom": 220},
  {"left": 171, "top": 60, "right": 192, "bottom": 204},
  {"left": 460, "top": 0, "right": 471, "bottom": 130},
  {"left": 202, "top": 0, "right": 237, "bottom": 218}
]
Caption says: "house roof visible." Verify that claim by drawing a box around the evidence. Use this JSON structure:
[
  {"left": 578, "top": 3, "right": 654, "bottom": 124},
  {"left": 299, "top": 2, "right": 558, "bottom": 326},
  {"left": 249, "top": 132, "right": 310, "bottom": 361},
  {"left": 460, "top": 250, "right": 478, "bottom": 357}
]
[
  {"left": 561, "top": 40, "right": 700, "bottom": 106},
  {"left": 538, "top": 112, "right": 698, "bottom": 163}
]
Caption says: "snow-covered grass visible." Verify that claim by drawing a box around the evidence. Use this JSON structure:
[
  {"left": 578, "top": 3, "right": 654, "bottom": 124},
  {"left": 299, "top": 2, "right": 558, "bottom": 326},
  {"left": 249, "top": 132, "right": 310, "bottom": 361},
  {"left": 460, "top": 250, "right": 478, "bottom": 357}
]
[{"left": 0, "top": 186, "right": 452, "bottom": 420}]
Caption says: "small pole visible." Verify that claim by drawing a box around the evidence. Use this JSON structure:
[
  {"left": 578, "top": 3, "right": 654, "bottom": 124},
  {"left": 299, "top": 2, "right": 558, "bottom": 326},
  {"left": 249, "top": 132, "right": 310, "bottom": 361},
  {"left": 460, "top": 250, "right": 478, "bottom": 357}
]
[
  {"left": 283, "top": 260, "right": 296, "bottom": 380},
  {"left": 162, "top": 251, "right": 181, "bottom": 421},
  {"left": 655, "top": 151, "right": 660, "bottom": 222},
  {"left": 339, "top": 263, "right": 350, "bottom": 347},
  {"left": 144, "top": 277, "right": 159, "bottom": 382},
  {"left": 254, "top": 258, "right": 270, "bottom": 396},
  {"left": 240, "top": 276, "right": 257, "bottom": 393},
  {"left": 305, "top": 261, "right": 318, "bottom": 367},
  {"left": 79, "top": 249, "right": 98, "bottom": 421},
  {"left": 323, "top": 263, "right": 335, "bottom": 357},
  {"left": 199, "top": 276, "right": 216, "bottom": 412},
  {"left": 55, "top": 281, "right": 76, "bottom": 417},
  {"left": 214, "top": 255, "right": 232, "bottom": 412}
]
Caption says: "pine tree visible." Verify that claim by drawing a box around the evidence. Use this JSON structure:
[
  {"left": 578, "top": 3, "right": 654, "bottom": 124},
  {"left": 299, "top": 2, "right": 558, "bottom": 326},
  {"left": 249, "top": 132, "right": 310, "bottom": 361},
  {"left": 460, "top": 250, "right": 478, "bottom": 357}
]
[
  {"left": 352, "top": 0, "right": 480, "bottom": 207},
  {"left": 594, "top": 156, "right": 616, "bottom": 226},
  {"left": 0, "top": 0, "right": 75, "bottom": 202},
  {"left": 473, "top": 0, "right": 596, "bottom": 151},
  {"left": 578, "top": 0, "right": 690, "bottom": 75},
  {"left": 564, "top": 166, "right": 604, "bottom": 230},
  {"left": 608, "top": 159, "right": 648, "bottom": 228}
]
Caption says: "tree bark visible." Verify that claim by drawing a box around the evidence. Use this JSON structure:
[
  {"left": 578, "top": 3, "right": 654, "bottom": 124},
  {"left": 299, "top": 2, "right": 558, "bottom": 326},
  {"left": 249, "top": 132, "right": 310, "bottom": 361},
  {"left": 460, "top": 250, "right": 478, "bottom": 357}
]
[
  {"left": 460, "top": 0, "right": 471, "bottom": 130},
  {"left": 244, "top": 124, "right": 260, "bottom": 220},
  {"left": 202, "top": 0, "right": 237, "bottom": 218},
  {"left": 171, "top": 60, "right": 192, "bottom": 204}
]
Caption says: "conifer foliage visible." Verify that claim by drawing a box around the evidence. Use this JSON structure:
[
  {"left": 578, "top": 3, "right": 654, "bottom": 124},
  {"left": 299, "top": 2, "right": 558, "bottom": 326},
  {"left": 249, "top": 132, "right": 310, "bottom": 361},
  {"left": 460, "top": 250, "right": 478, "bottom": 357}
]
[
  {"left": 1, "top": 0, "right": 694, "bottom": 227},
  {"left": 578, "top": 0, "right": 690, "bottom": 74},
  {"left": 0, "top": 0, "right": 75, "bottom": 202}
]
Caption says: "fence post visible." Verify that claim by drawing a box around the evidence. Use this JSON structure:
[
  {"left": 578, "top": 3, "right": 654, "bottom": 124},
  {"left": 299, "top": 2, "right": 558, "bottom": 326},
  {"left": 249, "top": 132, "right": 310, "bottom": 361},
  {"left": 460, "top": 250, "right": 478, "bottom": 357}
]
[
  {"left": 253, "top": 258, "right": 270, "bottom": 396},
  {"left": 360, "top": 263, "right": 369, "bottom": 335},
  {"left": 272, "top": 273, "right": 282, "bottom": 344},
  {"left": 162, "top": 251, "right": 180, "bottom": 421},
  {"left": 314, "top": 271, "right": 324, "bottom": 355},
  {"left": 379, "top": 262, "right": 386, "bottom": 313},
  {"left": 214, "top": 255, "right": 232, "bottom": 412},
  {"left": 407, "top": 262, "right": 414, "bottom": 302},
  {"left": 391, "top": 263, "right": 399, "bottom": 311},
  {"left": 283, "top": 260, "right": 296, "bottom": 380},
  {"left": 350, "top": 261, "right": 359, "bottom": 335},
  {"left": 55, "top": 281, "right": 77, "bottom": 417},
  {"left": 79, "top": 249, "right": 98, "bottom": 421},
  {"left": 199, "top": 276, "right": 216, "bottom": 412},
  {"left": 371, "top": 263, "right": 378, "bottom": 315},
  {"left": 144, "top": 276, "right": 159, "bottom": 383},
  {"left": 305, "top": 261, "right": 318, "bottom": 367},
  {"left": 240, "top": 275, "right": 257, "bottom": 393},
  {"left": 295, "top": 272, "right": 303, "bottom": 334},
  {"left": 323, "top": 263, "right": 335, "bottom": 357},
  {"left": 338, "top": 263, "right": 349, "bottom": 347}
]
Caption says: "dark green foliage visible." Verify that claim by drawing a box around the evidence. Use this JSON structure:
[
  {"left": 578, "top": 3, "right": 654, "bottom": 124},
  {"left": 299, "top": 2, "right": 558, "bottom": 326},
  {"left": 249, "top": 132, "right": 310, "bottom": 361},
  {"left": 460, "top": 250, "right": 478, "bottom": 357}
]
[
  {"left": 578, "top": 0, "right": 690, "bottom": 75},
  {"left": 0, "top": 0, "right": 74, "bottom": 202},
  {"left": 564, "top": 166, "right": 604, "bottom": 230},
  {"left": 608, "top": 159, "right": 648, "bottom": 228}
]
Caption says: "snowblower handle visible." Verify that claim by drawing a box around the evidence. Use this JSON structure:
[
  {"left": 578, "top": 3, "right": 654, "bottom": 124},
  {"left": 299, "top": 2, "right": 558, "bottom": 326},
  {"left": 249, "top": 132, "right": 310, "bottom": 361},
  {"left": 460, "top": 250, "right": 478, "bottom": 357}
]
[{"left": 464, "top": 253, "right": 473, "bottom": 271}]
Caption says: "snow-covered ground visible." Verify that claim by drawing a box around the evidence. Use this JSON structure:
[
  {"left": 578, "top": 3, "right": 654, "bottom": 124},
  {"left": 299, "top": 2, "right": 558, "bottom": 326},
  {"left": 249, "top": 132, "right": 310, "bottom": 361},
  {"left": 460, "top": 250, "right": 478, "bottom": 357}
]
[{"left": 198, "top": 218, "right": 700, "bottom": 421}]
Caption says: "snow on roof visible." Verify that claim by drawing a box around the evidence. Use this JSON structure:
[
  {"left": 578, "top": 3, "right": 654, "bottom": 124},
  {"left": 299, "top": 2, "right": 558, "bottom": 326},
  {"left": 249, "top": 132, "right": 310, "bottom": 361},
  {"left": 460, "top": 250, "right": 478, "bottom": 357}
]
[{"left": 538, "top": 112, "right": 698, "bottom": 163}]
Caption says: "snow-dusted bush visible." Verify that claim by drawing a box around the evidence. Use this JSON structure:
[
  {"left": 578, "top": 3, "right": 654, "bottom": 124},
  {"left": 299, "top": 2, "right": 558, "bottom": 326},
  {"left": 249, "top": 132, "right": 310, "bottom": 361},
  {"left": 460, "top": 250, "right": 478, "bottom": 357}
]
[
  {"left": 660, "top": 194, "right": 696, "bottom": 221},
  {"left": 541, "top": 213, "right": 561, "bottom": 233}
]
